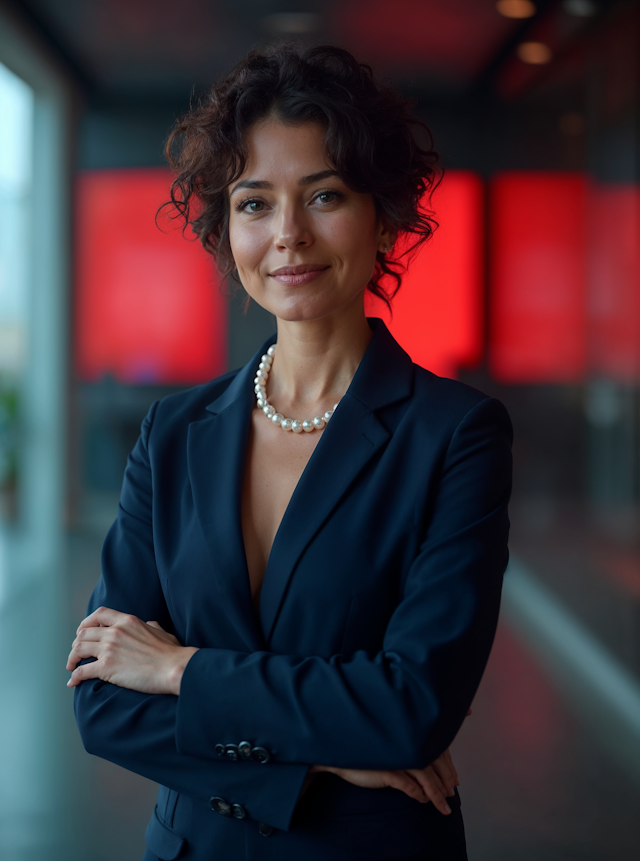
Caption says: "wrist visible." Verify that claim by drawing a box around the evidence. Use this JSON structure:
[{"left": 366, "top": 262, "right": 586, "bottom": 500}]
[{"left": 167, "top": 646, "right": 199, "bottom": 696}]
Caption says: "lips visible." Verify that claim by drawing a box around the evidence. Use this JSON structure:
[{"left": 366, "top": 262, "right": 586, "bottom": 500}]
[
  {"left": 269, "top": 263, "right": 329, "bottom": 286},
  {"left": 270, "top": 264, "right": 328, "bottom": 276}
]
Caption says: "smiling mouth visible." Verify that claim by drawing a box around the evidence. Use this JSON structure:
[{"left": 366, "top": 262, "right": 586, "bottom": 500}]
[{"left": 269, "top": 265, "right": 329, "bottom": 285}]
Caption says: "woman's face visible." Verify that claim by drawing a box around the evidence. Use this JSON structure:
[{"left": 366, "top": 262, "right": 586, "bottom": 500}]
[{"left": 227, "top": 119, "right": 392, "bottom": 323}]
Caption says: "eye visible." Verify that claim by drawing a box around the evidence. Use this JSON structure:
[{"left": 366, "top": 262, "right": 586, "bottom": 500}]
[
  {"left": 314, "top": 189, "right": 344, "bottom": 205},
  {"left": 236, "top": 197, "right": 265, "bottom": 213}
]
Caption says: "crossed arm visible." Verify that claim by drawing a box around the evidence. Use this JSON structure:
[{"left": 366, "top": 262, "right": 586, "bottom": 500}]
[{"left": 67, "top": 606, "right": 463, "bottom": 816}]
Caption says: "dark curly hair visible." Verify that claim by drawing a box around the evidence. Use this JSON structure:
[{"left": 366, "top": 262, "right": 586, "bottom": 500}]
[{"left": 164, "top": 43, "right": 440, "bottom": 305}]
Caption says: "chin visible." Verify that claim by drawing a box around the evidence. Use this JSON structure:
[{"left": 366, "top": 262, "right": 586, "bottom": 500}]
[{"left": 262, "top": 286, "right": 366, "bottom": 324}]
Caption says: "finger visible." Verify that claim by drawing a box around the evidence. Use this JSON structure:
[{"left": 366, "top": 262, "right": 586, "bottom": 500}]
[
  {"left": 432, "top": 762, "right": 456, "bottom": 796},
  {"left": 412, "top": 765, "right": 449, "bottom": 800},
  {"left": 430, "top": 749, "right": 455, "bottom": 791},
  {"left": 77, "top": 606, "right": 130, "bottom": 633},
  {"left": 385, "top": 771, "right": 429, "bottom": 804},
  {"left": 66, "top": 641, "right": 101, "bottom": 670},
  {"left": 442, "top": 748, "right": 460, "bottom": 787},
  {"left": 74, "top": 626, "right": 107, "bottom": 642},
  {"left": 67, "top": 660, "right": 101, "bottom": 688},
  {"left": 409, "top": 767, "right": 451, "bottom": 816},
  {"left": 146, "top": 621, "right": 180, "bottom": 646},
  {"left": 434, "top": 749, "right": 459, "bottom": 793}
]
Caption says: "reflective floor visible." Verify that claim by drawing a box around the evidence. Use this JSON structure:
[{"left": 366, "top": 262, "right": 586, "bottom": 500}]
[{"left": 0, "top": 529, "right": 638, "bottom": 860}]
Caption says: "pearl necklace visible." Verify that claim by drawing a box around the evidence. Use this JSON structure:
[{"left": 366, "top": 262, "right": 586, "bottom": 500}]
[{"left": 254, "top": 344, "right": 340, "bottom": 433}]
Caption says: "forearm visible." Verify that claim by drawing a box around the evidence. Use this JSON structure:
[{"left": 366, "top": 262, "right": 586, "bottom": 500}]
[
  {"left": 175, "top": 643, "right": 484, "bottom": 772},
  {"left": 74, "top": 678, "right": 309, "bottom": 831}
]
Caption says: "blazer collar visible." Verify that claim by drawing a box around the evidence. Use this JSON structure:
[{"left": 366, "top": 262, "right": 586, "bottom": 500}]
[
  {"left": 205, "top": 317, "right": 413, "bottom": 418},
  {"left": 188, "top": 318, "right": 414, "bottom": 650}
]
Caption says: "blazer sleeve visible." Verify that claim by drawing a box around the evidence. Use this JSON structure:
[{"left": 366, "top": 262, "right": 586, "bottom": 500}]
[
  {"left": 175, "top": 395, "right": 513, "bottom": 770},
  {"left": 73, "top": 402, "right": 310, "bottom": 832}
]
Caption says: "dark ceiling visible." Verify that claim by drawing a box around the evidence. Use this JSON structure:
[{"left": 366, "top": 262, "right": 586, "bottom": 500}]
[{"left": 6, "top": 0, "right": 600, "bottom": 102}]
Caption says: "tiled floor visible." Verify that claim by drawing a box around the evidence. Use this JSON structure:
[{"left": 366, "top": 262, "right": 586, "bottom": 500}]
[{"left": 1, "top": 529, "right": 638, "bottom": 860}]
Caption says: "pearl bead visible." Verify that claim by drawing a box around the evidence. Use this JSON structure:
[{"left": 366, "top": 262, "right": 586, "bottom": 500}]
[{"left": 254, "top": 343, "right": 343, "bottom": 434}]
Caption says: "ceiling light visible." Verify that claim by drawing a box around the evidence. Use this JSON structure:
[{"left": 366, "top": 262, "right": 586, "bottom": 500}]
[
  {"left": 262, "top": 13, "right": 322, "bottom": 35},
  {"left": 496, "top": 0, "right": 536, "bottom": 18},
  {"left": 517, "top": 42, "right": 553, "bottom": 64},
  {"left": 562, "top": 0, "right": 597, "bottom": 16}
]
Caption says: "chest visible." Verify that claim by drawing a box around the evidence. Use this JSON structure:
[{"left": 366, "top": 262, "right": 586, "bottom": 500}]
[{"left": 241, "top": 407, "right": 323, "bottom": 610}]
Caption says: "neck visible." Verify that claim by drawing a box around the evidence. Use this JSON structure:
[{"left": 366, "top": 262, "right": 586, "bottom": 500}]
[{"left": 266, "top": 299, "right": 373, "bottom": 415}]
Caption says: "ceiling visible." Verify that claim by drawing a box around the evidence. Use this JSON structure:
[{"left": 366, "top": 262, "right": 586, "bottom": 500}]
[{"left": 7, "top": 0, "right": 585, "bottom": 102}]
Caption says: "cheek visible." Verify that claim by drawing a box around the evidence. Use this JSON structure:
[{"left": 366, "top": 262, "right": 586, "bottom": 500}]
[
  {"left": 228, "top": 221, "right": 268, "bottom": 279},
  {"left": 324, "top": 211, "right": 378, "bottom": 270},
  {"left": 325, "top": 206, "right": 377, "bottom": 254}
]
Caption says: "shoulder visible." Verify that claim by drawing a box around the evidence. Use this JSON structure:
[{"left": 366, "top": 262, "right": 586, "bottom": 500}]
[
  {"left": 140, "top": 368, "right": 242, "bottom": 442},
  {"left": 409, "top": 364, "right": 513, "bottom": 442}
]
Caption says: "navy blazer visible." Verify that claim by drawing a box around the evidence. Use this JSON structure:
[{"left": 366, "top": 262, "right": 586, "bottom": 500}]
[{"left": 74, "top": 317, "right": 512, "bottom": 840}]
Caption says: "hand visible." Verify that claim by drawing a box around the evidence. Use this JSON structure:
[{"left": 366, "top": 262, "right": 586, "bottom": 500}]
[
  {"left": 309, "top": 747, "right": 460, "bottom": 816},
  {"left": 66, "top": 607, "right": 198, "bottom": 696}
]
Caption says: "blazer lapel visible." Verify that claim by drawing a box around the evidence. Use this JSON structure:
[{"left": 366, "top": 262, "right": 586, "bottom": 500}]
[
  {"left": 259, "top": 319, "right": 414, "bottom": 645},
  {"left": 187, "top": 342, "right": 274, "bottom": 653}
]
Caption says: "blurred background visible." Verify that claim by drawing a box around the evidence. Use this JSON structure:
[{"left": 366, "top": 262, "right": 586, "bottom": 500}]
[{"left": 0, "top": 0, "right": 639, "bottom": 858}]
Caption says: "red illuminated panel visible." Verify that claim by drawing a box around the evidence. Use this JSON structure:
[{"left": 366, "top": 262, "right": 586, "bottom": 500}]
[
  {"left": 75, "top": 169, "right": 226, "bottom": 384},
  {"left": 587, "top": 183, "right": 640, "bottom": 382},
  {"left": 365, "top": 171, "right": 484, "bottom": 378},
  {"left": 489, "top": 173, "right": 587, "bottom": 384}
]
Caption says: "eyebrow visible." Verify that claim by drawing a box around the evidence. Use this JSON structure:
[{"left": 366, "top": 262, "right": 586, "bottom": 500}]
[{"left": 230, "top": 169, "right": 340, "bottom": 197}]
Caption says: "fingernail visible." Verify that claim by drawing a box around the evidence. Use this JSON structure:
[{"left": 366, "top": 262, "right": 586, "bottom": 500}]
[
  {"left": 66, "top": 679, "right": 72, "bottom": 687},
  {"left": 444, "top": 803, "right": 451, "bottom": 814}
]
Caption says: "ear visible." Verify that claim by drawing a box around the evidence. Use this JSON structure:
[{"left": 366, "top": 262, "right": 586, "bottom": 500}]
[{"left": 376, "top": 220, "right": 398, "bottom": 255}]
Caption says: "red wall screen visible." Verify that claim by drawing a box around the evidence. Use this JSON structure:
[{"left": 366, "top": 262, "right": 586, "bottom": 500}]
[
  {"left": 75, "top": 169, "right": 227, "bottom": 385},
  {"left": 587, "top": 183, "right": 640, "bottom": 382},
  {"left": 365, "top": 170, "right": 484, "bottom": 378},
  {"left": 489, "top": 172, "right": 587, "bottom": 384}
]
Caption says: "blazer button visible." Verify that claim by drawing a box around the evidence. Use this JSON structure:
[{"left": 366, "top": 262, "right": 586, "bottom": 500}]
[
  {"left": 225, "top": 744, "right": 240, "bottom": 761},
  {"left": 210, "top": 797, "right": 232, "bottom": 817},
  {"left": 231, "top": 803, "right": 248, "bottom": 820},
  {"left": 258, "top": 822, "right": 274, "bottom": 837},
  {"left": 251, "top": 746, "right": 271, "bottom": 764},
  {"left": 214, "top": 744, "right": 226, "bottom": 758},
  {"left": 238, "top": 741, "right": 253, "bottom": 760}
]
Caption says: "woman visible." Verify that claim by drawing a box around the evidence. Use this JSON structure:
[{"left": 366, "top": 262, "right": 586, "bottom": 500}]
[{"left": 68, "top": 44, "right": 512, "bottom": 860}]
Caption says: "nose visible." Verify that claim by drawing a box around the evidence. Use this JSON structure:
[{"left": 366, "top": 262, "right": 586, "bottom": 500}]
[{"left": 273, "top": 202, "right": 313, "bottom": 251}]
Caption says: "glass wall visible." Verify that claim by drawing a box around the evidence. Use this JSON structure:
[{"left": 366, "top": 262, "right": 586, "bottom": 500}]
[
  {"left": 466, "top": 1, "right": 640, "bottom": 688},
  {"left": 0, "top": 9, "right": 74, "bottom": 858},
  {"left": 0, "top": 60, "right": 33, "bottom": 586}
]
